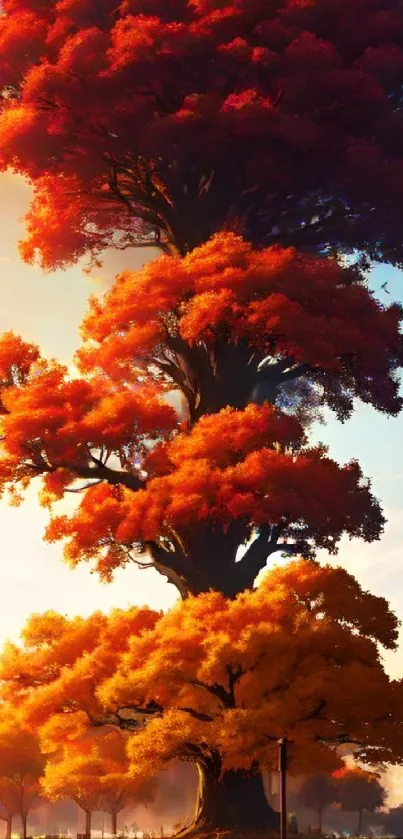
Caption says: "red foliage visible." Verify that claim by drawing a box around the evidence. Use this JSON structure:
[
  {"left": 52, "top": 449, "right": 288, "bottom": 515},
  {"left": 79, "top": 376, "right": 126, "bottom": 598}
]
[{"left": 0, "top": 0, "right": 403, "bottom": 263}]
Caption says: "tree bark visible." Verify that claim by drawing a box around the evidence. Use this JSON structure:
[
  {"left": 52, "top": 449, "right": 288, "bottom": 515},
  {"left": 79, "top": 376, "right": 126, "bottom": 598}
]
[
  {"left": 111, "top": 808, "right": 118, "bottom": 836},
  {"left": 85, "top": 809, "right": 92, "bottom": 839},
  {"left": 178, "top": 755, "right": 279, "bottom": 834},
  {"left": 6, "top": 817, "right": 11, "bottom": 839},
  {"left": 21, "top": 812, "right": 27, "bottom": 839},
  {"left": 356, "top": 809, "right": 363, "bottom": 836}
]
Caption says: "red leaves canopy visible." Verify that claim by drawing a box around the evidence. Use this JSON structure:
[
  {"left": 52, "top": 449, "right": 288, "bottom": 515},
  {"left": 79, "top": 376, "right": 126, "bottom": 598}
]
[
  {"left": 0, "top": 0, "right": 403, "bottom": 263},
  {"left": 78, "top": 233, "right": 403, "bottom": 419}
]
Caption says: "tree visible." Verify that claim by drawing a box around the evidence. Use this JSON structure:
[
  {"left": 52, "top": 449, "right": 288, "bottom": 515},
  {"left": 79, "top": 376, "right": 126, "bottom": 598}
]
[
  {"left": 2, "top": 561, "right": 402, "bottom": 832},
  {"left": 381, "top": 805, "right": 403, "bottom": 837},
  {"left": 0, "top": 779, "right": 21, "bottom": 839},
  {"left": 0, "top": 713, "right": 44, "bottom": 839},
  {"left": 0, "top": 236, "right": 401, "bottom": 600},
  {"left": 332, "top": 766, "right": 386, "bottom": 836},
  {"left": 27, "top": 650, "right": 155, "bottom": 837},
  {"left": 41, "top": 746, "right": 102, "bottom": 839},
  {"left": 0, "top": 2, "right": 403, "bottom": 266},
  {"left": 298, "top": 774, "right": 338, "bottom": 833}
]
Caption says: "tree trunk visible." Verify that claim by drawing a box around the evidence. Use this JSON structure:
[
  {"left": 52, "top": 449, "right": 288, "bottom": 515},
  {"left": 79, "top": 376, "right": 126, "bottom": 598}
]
[
  {"left": 21, "top": 812, "right": 27, "bottom": 839},
  {"left": 318, "top": 808, "right": 322, "bottom": 834},
  {"left": 6, "top": 817, "right": 11, "bottom": 839},
  {"left": 111, "top": 808, "right": 118, "bottom": 836},
  {"left": 85, "top": 809, "right": 92, "bottom": 839},
  {"left": 356, "top": 809, "right": 363, "bottom": 836},
  {"left": 179, "top": 755, "right": 279, "bottom": 834}
]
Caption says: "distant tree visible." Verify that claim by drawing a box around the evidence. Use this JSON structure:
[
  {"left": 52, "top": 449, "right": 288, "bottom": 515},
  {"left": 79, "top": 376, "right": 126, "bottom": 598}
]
[
  {"left": 0, "top": 779, "right": 20, "bottom": 839},
  {"left": 40, "top": 718, "right": 155, "bottom": 839},
  {"left": 0, "top": 714, "right": 44, "bottom": 839},
  {"left": 298, "top": 774, "right": 337, "bottom": 833},
  {"left": 332, "top": 767, "right": 386, "bottom": 836},
  {"left": 381, "top": 805, "right": 403, "bottom": 837}
]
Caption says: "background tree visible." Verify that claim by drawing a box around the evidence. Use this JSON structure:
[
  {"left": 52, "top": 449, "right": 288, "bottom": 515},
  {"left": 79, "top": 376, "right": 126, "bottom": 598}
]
[
  {"left": 2, "top": 561, "right": 402, "bottom": 832},
  {"left": 0, "top": 714, "right": 44, "bottom": 839},
  {"left": 380, "top": 805, "right": 403, "bottom": 837},
  {"left": 42, "top": 748, "right": 101, "bottom": 839},
  {"left": 0, "top": 1, "right": 403, "bottom": 266},
  {"left": 332, "top": 766, "right": 386, "bottom": 836},
  {"left": 0, "top": 779, "right": 21, "bottom": 839},
  {"left": 297, "top": 774, "right": 338, "bottom": 833}
]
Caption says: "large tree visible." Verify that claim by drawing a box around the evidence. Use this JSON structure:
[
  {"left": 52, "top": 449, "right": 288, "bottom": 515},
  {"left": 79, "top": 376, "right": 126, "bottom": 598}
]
[
  {"left": 1, "top": 1, "right": 403, "bottom": 266},
  {"left": 0, "top": 237, "right": 401, "bottom": 598},
  {"left": 2, "top": 561, "right": 402, "bottom": 832}
]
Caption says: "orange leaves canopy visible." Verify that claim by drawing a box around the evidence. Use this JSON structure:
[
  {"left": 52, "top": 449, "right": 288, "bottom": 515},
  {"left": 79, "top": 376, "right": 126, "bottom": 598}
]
[
  {"left": 0, "top": 235, "right": 395, "bottom": 595},
  {"left": 41, "top": 725, "right": 155, "bottom": 813},
  {"left": 0, "top": 708, "right": 44, "bottom": 821},
  {"left": 3, "top": 562, "right": 402, "bottom": 781}
]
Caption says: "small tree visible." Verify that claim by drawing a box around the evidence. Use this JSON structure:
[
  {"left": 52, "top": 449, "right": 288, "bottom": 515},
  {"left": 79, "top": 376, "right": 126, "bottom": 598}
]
[
  {"left": 332, "top": 767, "right": 386, "bottom": 836},
  {"left": 0, "top": 779, "right": 20, "bottom": 839},
  {"left": 0, "top": 714, "right": 44, "bottom": 839},
  {"left": 298, "top": 774, "right": 337, "bottom": 833},
  {"left": 40, "top": 718, "right": 155, "bottom": 839},
  {"left": 382, "top": 805, "right": 403, "bottom": 837}
]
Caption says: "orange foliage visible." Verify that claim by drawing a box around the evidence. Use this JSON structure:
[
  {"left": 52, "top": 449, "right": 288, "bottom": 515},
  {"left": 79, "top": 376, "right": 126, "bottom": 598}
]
[
  {"left": 0, "top": 709, "right": 44, "bottom": 839},
  {"left": 0, "top": 232, "right": 399, "bottom": 596},
  {"left": 3, "top": 562, "right": 402, "bottom": 784},
  {"left": 41, "top": 725, "right": 155, "bottom": 827}
]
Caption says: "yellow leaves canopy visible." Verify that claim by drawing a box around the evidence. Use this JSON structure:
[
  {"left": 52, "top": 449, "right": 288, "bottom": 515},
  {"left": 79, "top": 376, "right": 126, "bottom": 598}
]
[{"left": 3, "top": 561, "right": 402, "bottom": 783}]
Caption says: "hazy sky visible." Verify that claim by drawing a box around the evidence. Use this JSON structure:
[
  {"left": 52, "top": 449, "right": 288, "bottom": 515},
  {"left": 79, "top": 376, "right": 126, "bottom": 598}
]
[{"left": 0, "top": 171, "right": 402, "bottom": 801}]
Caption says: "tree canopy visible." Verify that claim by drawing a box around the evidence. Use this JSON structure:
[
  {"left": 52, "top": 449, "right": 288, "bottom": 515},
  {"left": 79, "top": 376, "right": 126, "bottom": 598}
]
[
  {"left": 297, "top": 773, "right": 338, "bottom": 832},
  {"left": 41, "top": 725, "right": 155, "bottom": 835},
  {"left": 0, "top": 709, "right": 44, "bottom": 839},
  {"left": 1, "top": 1, "right": 403, "bottom": 265},
  {"left": 0, "top": 233, "right": 401, "bottom": 596},
  {"left": 332, "top": 766, "right": 386, "bottom": 835},
  {"left": 2, "top": 561, "right": 402, "bottom": 785}
]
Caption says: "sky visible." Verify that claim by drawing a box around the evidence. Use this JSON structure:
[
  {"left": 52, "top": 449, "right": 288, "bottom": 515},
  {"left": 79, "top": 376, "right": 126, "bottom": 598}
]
[{"left": 0, "top": 171, "right": 402, "bottom": 801}]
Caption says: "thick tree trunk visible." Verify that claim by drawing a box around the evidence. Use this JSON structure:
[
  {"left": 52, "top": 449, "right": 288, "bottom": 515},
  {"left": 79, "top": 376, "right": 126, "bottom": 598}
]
[
  {"left": 21, "top": 812, "right": 27, "bottom": 839},
  {"left": 85, "top": 809, "right": 92, "bottom": 839},
  {"left": 111, "top": 808, "right": 118, "bottom": 836},
  {"left": 180, "top": 755, "right": 279, "bottom": 834},
  {"left": 6, "top": 818, "right": 11, "bottom": 839}
]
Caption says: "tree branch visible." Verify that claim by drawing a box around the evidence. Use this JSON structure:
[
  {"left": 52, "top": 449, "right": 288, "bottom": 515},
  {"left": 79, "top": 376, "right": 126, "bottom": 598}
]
[
  {"left": 69, "top": 463, "right": 144, "bottom": 492},
  {"left": 190, "top": 679, "right": 234, "bottom": 709},
  {"left": 144, "top": 542, "right": 190, "bottom": 599},
  {"left": 177, "top": 707, "right": 214, "bottom": 722},
  {"left": 234, "top": 525, "right": 294, "bottom": 591}
]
